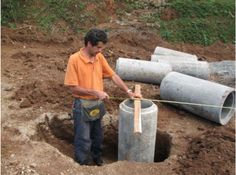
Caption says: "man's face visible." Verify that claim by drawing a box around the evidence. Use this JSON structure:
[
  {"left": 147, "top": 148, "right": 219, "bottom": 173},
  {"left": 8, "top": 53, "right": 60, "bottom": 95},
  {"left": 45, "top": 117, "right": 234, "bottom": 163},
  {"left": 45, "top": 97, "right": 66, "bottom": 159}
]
[{"left": 88, "top": 41, "right": 105, "bottom": 56}]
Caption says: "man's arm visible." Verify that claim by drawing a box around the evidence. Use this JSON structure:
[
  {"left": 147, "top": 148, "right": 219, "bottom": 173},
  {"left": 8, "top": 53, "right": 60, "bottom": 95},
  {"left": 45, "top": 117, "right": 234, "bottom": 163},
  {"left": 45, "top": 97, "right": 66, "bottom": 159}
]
[
  {"left": 111, "top": 74, "right": 142, "bottom": 98},
  {"left": 66, "top": 85, "right": 109, "bottom": 100}
]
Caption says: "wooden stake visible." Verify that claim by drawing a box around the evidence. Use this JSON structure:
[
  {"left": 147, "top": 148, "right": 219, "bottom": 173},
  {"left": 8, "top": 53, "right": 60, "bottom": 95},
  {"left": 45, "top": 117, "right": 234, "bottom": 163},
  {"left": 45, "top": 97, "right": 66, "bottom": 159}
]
[{"left": 134, "top": 84, "right": 142, "bottom": 133}]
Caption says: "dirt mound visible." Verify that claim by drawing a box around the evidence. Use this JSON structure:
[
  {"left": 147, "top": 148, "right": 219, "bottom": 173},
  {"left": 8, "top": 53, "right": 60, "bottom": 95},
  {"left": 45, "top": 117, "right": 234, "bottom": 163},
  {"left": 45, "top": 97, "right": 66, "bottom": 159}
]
[
  {"left": 177, "top": 127, "right": 235, "bottom": 175},
  {"left": 13, "top": 80, "right": 72, "bottom": 109},
  {"left": 1, "top": 26, "right": 75, "bottom": 45},
  {"left": 104, "top": 29, "right": 163, "bottom": 68},
  {"left": 10, "top": 50, "right": 66, "bottom": 71}
]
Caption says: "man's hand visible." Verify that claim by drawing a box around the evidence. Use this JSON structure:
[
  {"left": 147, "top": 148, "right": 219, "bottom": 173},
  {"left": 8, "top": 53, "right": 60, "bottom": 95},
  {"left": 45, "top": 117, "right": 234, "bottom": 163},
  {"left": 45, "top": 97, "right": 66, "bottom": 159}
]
[
  {"left": 95, "top": 90, "right": 109, "bottom": 100},
  {"left": 127, "top": 91, "right": 142, "bottom": 99},
  {"left": 111, "top": 74, "right": 142, "bottom": 99}
]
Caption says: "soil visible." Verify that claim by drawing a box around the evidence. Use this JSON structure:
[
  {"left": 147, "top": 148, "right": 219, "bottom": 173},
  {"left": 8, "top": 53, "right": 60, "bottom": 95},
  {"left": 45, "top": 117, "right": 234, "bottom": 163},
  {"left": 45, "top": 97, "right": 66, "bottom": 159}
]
[{"left": 1, "top": 5, "right": 235, "bottom": 175}]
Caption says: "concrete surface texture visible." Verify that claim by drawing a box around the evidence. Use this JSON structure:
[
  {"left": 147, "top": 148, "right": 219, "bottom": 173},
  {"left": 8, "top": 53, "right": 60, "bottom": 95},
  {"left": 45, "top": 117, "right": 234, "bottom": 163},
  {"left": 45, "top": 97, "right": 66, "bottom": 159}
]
[
  {"left": 156, "top": 60, "right": 210, "bottom": 79},
  {"left": 116, "top": 57, "right": 172, "bottom": 84},
  {"left": 160, "top": 72, "right": 235, "bottom": 125},
  {"left": 153, "top": 46, "right": 197, "bottom": 58},
  {"left": 151, "top": 54, "right": 198, "bottom": 62},
  {"left": 209, "top": 60, "right": 235, "bottom": 87},
  {"left": 118, "top": 99, "right": 158, "bottom": 162}
]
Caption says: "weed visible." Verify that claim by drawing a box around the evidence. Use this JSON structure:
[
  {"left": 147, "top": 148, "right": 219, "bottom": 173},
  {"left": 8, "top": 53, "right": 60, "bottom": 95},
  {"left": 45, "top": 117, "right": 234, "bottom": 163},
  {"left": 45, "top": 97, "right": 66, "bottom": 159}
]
[
  {"left": 168, "top": 0, "right": 235, "bottom": 18},
  {"left": 143, "top": 0, "right": 235, "bottom": 45},
  {"left": 160, "top": 16, "right": 234, "bottom": 45},
  {"left": 2, "top": 0, "right": 235, "bottom": 45},
  {"left": 141, "top": 12, "right": 160, "bottom": 23},
  {"left": 115, "top": 0, "right": 146, "bottom": 10},
  {"left": 1, "top": 0, "right": 28, "bottom": 25}
]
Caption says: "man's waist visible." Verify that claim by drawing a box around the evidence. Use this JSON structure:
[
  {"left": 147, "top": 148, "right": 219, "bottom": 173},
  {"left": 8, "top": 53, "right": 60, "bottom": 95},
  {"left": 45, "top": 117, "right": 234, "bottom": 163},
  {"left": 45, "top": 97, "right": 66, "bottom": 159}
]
[
  {"left": 73, "top": 94, "right": 98, "bottom": 100},
  {"left": 74, "top": 97, "right": 103, "bottom": 107}
]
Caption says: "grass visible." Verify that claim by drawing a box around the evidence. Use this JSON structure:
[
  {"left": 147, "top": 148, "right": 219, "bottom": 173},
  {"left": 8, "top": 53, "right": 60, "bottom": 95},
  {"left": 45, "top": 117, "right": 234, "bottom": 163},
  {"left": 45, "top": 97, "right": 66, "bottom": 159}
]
[
  {"left": 1, "top": 0, "right": 235, "bottom": 45},
  {"left": 1, "top": 0, "right": 148, "bottom": 31},
  {"left": 115, "top": 0, "right": 147, "bottom": 11},
  {"left": 35, "top": 0, "right": 96, "bottom": 32},
  {"left": 1, "top": 0, "right": 99, "bottom": 32},
  {"left": 1, "top": 0, "right": 28, "bottom": 26},
  {"left": 169, "top": 0, "right": 234, "bottom": 18},
  {"left": 160, "top": 17, "right": 235, "bottom": 45},
  {"left": 142, "top": 0, "right": 235, "bottom": 45}
]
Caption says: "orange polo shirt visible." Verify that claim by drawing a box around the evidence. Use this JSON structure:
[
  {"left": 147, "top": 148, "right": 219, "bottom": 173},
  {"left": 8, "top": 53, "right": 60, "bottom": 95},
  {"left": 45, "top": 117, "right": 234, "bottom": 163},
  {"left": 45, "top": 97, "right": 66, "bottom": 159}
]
[{"left": 64, "top": 48, "right": 115, "bottom": 99}]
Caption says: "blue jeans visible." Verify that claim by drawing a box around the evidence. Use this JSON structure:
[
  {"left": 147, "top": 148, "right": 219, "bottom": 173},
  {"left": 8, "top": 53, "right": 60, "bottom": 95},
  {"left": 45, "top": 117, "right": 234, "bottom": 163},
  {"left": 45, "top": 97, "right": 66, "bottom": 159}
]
[{"left": 73, "top": 99, "right": 104, "bottom": 164}]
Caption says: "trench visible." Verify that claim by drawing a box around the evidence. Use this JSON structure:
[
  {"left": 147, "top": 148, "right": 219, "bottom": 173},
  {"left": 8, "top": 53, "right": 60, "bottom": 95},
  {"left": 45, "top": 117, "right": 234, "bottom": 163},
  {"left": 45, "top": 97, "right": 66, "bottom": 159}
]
[{"left": 36, "top": 114, "right": 172, "bottom": 165}]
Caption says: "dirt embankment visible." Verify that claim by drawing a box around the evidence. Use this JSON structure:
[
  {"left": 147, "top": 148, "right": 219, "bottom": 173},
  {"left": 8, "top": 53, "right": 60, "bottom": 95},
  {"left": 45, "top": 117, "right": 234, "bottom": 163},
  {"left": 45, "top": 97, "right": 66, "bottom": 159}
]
[{"left": 1, "top": 20, "right": 235, "bottom": 175}]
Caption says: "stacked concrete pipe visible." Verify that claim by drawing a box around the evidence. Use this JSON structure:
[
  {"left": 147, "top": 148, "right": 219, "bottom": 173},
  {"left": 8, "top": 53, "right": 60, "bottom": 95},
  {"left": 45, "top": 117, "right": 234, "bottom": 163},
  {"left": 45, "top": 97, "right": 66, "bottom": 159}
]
[
  {"left": 151, "top": 54, "right": 198, "bottom": 62},
  {"left": 116, "top": 57, "right": 172, "bottom": 84},
  {"left": 153, "top": 59, "right": 210, "bottom": 79},
  {"left": 153, "top": 46, "right": 197, "bottom": 57},
  {"left": 160, "top": 72, "right": 235, "bottom": 125},
  {"left": 209, "top": 60, "right": 236, "bottom": 87},
  {"left": 152, "top": 47, "right": 210, "bottom": 79}
]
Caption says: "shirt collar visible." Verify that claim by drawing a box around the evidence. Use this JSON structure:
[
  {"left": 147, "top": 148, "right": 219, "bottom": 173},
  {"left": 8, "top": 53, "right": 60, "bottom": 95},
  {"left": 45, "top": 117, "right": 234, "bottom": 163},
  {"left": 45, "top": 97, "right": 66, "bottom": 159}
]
[{"left": 79, "top": 48, "right": 99, "bottom": 64}]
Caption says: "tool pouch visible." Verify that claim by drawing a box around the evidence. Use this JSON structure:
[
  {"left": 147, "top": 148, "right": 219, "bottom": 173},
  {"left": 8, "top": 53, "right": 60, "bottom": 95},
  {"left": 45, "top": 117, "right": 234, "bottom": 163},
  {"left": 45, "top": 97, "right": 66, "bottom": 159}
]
[{"left": 80, "top": 99, "right": 106, "bottom": 122}]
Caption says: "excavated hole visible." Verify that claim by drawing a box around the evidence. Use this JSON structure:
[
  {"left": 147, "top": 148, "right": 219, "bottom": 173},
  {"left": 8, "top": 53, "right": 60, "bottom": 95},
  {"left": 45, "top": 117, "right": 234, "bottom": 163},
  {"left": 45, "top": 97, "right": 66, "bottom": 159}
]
[
  {"left": 154, "top": 130, "right": 172, "bottom": 162},
  {"left": 36, "top": 114, "right": 172, "bottom": 164}
]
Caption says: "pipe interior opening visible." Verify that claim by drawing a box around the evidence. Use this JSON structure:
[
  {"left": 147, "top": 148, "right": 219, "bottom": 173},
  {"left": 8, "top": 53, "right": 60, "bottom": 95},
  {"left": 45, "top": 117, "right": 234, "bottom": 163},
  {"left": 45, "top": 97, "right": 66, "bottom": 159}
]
[
  {"left": 221, "top": 91, "right": 235, "bottom": 120},
  {"left": 124, "top": 99, "right": 153, "bottom": 109}
]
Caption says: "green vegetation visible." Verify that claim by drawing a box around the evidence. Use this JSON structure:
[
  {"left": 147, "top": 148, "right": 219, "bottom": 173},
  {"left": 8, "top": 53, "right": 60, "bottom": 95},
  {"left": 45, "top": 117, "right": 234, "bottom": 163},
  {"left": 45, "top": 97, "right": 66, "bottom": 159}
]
[
  {"left": 115, "top": 0, "right": 147, "bottom": 11},
  {"left": 169, "top": 0, "right": 234, "bottom": 18},
  {"left": 37, "top": 0, "right": 104, "bottom": 32},
  {"left": 1, "top": 0, "right": 29, "bottom": 26},
  {"left": 143, "top": 0, "right": 235, "bottom": 45},
  {"left": 159, "top": 17, "right": 234, "bottom": 45},
  {"left": 1, "top": 0, "right": 235, "bottom": 45},
  {"left": 1, "top": 0, "right": 99, "bottom": 32},
  {"left": 1, "top": 0, "right": 150, "bottom": 29}
]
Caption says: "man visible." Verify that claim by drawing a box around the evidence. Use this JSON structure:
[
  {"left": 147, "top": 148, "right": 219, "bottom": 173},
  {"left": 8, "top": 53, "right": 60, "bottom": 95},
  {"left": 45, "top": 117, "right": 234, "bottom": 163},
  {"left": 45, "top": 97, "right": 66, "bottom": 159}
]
[{"left": 64, "top": 28, "right": 141, "bottom": 166}]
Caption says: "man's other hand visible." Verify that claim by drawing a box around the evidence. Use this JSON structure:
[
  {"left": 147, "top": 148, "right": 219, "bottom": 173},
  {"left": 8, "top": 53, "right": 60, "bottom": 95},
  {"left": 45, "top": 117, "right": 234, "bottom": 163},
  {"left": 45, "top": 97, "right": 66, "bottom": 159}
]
[{"left": 95, "top": 90, "right": 109, "bottom": 100}]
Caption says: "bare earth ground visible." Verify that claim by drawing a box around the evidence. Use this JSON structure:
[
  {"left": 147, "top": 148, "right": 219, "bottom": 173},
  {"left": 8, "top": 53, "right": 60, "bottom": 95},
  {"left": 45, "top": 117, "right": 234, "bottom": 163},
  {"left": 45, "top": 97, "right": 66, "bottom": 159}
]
[{"left": 1, "top": 19, "right": 235, "bottom": 175}]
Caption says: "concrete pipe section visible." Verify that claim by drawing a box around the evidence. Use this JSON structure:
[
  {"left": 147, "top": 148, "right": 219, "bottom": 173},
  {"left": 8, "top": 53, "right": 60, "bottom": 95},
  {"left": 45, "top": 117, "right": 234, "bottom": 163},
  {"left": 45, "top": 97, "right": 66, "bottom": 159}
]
[
  {"left": 209, "top": 60, "right": 235, "bottom": 87},
  {"left": 156, "top": 60, "right": 210, "bottom": 79},
  {"left": 118, "top": 99, "right": 158, "bottom": 162},
  {"left": 160, "top": 72, "right": 235, "bottom": 125},
  {"left": 116, "top": 57, "right": 172, "bottom": 84},
  {"left": 151, "top": 54, "right": 198, "bottom": 62},
  {"left": 153, "top": 46, "right": 197, "bottom": 58}
]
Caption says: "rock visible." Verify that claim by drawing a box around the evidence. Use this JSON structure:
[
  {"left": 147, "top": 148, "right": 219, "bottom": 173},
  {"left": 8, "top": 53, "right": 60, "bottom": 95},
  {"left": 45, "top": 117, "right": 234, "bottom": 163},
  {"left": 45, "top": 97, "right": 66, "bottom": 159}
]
[
  {"left": 102, "top": 113, "right": 111, "bottom": 126},
  {"left": 3, "top": 85, "right": 14, "bottom": 91},
  {"left": 20, "top": 98, "right": 32, "bottom": 108},
  {"left": 30, "top": 163, "right": 36, "bottom": 168}
]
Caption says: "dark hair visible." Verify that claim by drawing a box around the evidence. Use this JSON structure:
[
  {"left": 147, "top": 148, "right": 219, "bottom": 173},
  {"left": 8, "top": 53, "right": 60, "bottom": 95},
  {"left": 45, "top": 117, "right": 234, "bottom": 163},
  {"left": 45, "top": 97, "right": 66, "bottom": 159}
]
[{"left": 84, "top": 28, "right": 108, "bottom": 46}]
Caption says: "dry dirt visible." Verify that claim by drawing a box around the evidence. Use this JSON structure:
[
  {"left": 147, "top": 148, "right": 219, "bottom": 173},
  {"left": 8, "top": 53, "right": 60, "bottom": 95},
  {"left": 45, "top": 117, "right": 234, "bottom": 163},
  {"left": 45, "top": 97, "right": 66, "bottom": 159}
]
[{"left": 1, "top": 15, "right": 235, "bottom": 175}]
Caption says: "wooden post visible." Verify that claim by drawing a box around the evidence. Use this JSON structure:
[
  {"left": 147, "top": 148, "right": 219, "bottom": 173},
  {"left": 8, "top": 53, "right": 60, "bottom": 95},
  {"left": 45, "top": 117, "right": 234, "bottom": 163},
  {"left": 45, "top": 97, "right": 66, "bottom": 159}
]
[{"left": 134, "top": 84, "right": 142, "bottom": 133}]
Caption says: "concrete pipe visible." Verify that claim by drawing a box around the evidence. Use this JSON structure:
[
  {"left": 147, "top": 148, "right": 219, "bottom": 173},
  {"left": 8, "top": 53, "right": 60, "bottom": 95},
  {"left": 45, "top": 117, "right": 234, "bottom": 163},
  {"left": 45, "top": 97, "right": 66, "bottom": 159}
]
[
  {"left": 118, "top": 99, "right": 158, "bottom": 162},
  {"left": 151, "top": 54, "right": 198, "bottom": 62},
  {"left": 153, "top": 46, "right": 197, "bottom": 58},
  {"left": 160, "top": 72, "right": 235, "bottom": 125},
  {"left": 156, "top": 60, "right": 210, "bottom": 79},
  {"left": 209, "top": 61, "right": 236, "bottom": 87},
  {"left": 116, "top": 58, "right": 172, "bottom": 84}
]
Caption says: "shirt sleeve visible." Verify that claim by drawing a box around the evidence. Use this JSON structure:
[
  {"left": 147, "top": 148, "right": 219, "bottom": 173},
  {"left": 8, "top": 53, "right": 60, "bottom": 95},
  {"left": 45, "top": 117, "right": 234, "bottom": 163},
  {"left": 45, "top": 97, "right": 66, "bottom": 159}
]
[
  {"left": 64, "top": 55, "right": 79, "bottom": 86},
  {"left": 100, "top": 54, "right": 115, "bottom": 78}
]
